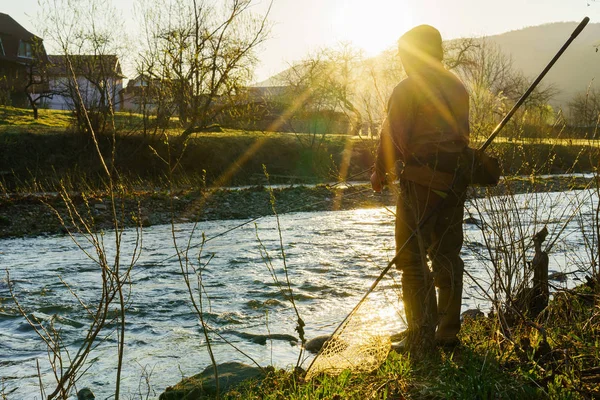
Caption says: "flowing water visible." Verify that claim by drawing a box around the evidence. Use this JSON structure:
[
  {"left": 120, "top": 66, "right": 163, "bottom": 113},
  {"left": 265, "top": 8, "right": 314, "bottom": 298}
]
[{"left": 1, "top": 188, "right": 597, "bottom": 399}]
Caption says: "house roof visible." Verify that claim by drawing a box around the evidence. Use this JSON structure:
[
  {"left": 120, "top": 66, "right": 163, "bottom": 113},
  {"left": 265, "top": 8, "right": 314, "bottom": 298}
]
[
  {"left": 0, "top": 12, "right": 47, "bottom": 64},
  {"left": 47, "top": 54, "right": 125, "bottom": 79},
  {"left": 126, "top": 74, "right": 161, "bottom": 87}
]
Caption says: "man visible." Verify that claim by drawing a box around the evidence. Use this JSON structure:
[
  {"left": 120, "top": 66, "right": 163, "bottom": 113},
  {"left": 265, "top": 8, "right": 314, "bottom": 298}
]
[{"left": 371, "top": 25, "right": 470, "bottom": 351}]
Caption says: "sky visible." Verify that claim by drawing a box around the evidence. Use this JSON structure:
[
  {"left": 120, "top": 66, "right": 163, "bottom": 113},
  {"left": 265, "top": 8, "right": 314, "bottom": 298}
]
[{"left": 2, "top": 0, "right": 599, "bottom": 82}]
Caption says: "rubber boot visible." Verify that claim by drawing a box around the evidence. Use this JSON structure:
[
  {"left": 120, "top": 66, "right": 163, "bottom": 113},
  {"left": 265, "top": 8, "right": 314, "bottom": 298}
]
[
  {"left": 435, "top": 284, "right": 463, "bottom": 346},
  {"left": 402, "top": 282, "right": 437, "bottom": 353}
]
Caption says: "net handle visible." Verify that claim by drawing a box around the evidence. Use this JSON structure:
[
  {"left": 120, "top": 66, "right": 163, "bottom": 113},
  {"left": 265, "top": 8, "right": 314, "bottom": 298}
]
[{"left": 305, "top": 189, "right": 440, "bottom": 374}]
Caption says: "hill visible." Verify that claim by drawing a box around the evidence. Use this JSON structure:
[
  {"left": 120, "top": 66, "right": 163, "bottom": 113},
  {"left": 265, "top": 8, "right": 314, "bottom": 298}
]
[{"left": 487, "top": 21, "right": 600, "bottom": 110}]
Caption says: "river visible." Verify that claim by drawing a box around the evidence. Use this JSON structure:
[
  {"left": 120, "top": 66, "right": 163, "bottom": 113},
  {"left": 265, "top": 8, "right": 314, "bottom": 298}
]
[{"left": 1, "top": 188, "right": 597, "bottom": 399}]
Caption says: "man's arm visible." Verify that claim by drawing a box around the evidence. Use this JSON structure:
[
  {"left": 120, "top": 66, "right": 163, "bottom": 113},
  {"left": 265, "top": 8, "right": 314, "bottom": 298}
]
[{"left": 371, "top": 81, "right": 415, "bottom": 192}]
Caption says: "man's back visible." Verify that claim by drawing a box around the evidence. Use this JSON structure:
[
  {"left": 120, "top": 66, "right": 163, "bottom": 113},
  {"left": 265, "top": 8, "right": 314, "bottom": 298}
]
[{"left": 388, "top": 67, "right": 470, "bottom": 160}]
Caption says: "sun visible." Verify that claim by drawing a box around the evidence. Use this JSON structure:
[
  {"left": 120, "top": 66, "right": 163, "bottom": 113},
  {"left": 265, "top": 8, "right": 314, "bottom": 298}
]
[{"left": 331, "top": 0, "right": 415, "bottom": 56}]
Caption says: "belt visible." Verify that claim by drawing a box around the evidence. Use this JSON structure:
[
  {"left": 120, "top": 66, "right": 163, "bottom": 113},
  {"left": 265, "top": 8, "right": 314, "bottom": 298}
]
[{"left": 405, "top": 151, "right": 463, "bottom": 174}]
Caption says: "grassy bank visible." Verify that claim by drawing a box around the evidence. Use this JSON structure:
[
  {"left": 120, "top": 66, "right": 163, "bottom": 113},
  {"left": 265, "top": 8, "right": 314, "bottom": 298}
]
[{"left": 0, "top": 125, "right": 374, "bottom": 192}]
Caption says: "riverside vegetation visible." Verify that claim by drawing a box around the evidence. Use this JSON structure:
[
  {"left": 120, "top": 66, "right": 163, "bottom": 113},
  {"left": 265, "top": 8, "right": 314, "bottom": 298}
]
[{"left": 1, "top": 105, "right": 599, "bottom": 399}]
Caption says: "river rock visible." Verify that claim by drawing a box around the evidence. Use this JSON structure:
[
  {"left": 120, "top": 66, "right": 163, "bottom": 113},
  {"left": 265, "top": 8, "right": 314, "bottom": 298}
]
[
  {"left": 223, "top": 330, "right": 298, "bottom": 346},
  {"left": 304, "top": 334, "right": 331, "bottom": 354},
  {"left": 77, "top": 388, "right": 95, "bottom": 400},
  {"left": 548, "top": 272, "right": 568, "bottom": 282},
  {"left": 93, "top": 203, "right": 107, "bottom": 212},
  {"left": 140, "top": 215, "right": 152, "bottom": 227},
  {"left": 461, "top": 308, "right": 485, "bottom": 321},
  {"left": 159, "top": 362, "right": 264, "bottom": 399},
  {"left": 463, "top": 217, "right": 481, "bottom": 226}
]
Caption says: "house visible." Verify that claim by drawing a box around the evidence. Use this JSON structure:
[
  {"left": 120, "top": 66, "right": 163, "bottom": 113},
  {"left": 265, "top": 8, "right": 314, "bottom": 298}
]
[
  {"left": 244, "top": 85, "right": 290, "bottom": 102},
  {"left": 120, "top": 74, "right": 162, "bottom": 112},
  {"left": 46, "top": 54, "right": 125, "bottom": 111},
  {"left": 0, "top": 13, "right": 49, "bottom": 107}
]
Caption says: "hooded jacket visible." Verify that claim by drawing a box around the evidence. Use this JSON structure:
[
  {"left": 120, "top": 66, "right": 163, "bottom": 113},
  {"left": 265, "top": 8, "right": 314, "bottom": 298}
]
[{"left": 375, "top": 63, "right": 470, "bottom": 188}]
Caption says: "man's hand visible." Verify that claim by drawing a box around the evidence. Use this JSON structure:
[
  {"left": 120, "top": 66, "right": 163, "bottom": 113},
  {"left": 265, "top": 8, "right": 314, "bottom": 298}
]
[{"left": 370, "top": 171, "right": 384, "bottom": 193}]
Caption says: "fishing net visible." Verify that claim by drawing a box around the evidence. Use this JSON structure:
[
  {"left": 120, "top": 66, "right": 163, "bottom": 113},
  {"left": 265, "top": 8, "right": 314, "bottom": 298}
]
[{"left": 305, "top": 272, "right": 406, "bottom": 380}]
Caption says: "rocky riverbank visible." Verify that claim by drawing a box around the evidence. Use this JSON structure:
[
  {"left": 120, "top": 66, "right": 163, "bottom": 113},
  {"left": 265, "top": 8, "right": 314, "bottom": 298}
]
[
  {"left": 0, "top": 184, "right": 396, "bottom": 239},
  {"left": 0, "top": 174, "right": 594, "bottom": 239}
]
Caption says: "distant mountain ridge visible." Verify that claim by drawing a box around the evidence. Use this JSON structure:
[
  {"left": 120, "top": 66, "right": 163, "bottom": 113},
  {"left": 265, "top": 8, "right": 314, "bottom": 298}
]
[{"left": 486, "top": 21, "right": 600, "bottom": 109}]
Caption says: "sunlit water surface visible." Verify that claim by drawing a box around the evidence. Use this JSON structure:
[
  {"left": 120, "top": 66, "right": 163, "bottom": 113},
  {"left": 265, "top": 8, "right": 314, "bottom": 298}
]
[{"left": 1, "top": 189, "right": 597, "bottom": 399}]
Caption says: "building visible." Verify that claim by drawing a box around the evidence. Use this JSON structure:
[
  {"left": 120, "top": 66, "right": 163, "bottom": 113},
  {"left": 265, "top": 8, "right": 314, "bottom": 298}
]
[
  {"left": 46, "top": 54, "right": 125, "bottom": 111},
  {"left": 0, "top": 13, "right": 49, "bottom": 107},
  {"left": 232, "top": 83, "right": 351, "bottom": 134},
  {"left": 120, "top": 74, "right": 162, "bottom": 112}
]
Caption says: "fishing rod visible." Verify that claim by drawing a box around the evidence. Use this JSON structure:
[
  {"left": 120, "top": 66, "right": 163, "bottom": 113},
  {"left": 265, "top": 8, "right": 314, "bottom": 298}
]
[{"left": 306, "top": 16, "right": 590, "bottom": 373}]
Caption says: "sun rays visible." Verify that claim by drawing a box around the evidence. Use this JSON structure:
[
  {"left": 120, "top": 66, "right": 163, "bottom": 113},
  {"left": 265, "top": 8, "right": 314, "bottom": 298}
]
[{"left": 331, "top": 0, "right": 415, "bottom": 56}]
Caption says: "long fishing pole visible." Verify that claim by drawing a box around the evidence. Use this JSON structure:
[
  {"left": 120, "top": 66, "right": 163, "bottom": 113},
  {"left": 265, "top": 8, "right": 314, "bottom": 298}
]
[{"left": 306, "top": 16, "right": 590, "bottom": 374}]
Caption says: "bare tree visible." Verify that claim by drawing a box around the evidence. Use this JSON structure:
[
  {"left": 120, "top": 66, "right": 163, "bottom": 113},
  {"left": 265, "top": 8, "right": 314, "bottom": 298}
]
[
  {"left": 320, "top": 43, "right": 366, "bottom": 135},
  {"left": 443, "top": 38, "right": 480, "bottom": 71},
  {"left": 279, "top": 43, "right": 368, "bottom": 139},
  {"left": 22, "top": 37, "right": 52, "bottom": 119},
  {"left": 358, "top": 48, "right": 405, "bottom": 137},
  {"left": 569, "top": 86, "right": 600, "bottom": 130},
  {"left": 135, "top": 0, "right": 272, "bottom": 137},
  {"left": 448, "top": 38, "right": 557, "bottom": 139}
]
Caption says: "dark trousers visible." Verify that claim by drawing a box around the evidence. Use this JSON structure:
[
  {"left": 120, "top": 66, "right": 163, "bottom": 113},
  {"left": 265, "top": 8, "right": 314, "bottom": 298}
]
[{"left": 394, "top": 180, "right": 465, "bottom": 345}]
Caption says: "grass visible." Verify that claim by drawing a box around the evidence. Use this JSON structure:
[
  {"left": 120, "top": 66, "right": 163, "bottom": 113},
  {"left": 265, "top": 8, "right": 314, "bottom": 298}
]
[
  {"left": 0, "top": 106, "right": 72, "bottom": 133},
  {"left": 216, "top": 340, "right": 536, "bottom": 399},
  {"left": 1, "top": 105, "right": 598, "bottom": 196},
  {"left": 0, "top": 106, "right": 190, "bottom": 135},
  {"left": 0, "top": 106, "right": 371, "bottom": 193},
  {"left": 0, "top": 106, "right": 354, "bottom": 139},
  {"left": 0, "top": 106, "right": 176, "bottom": 134}
]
